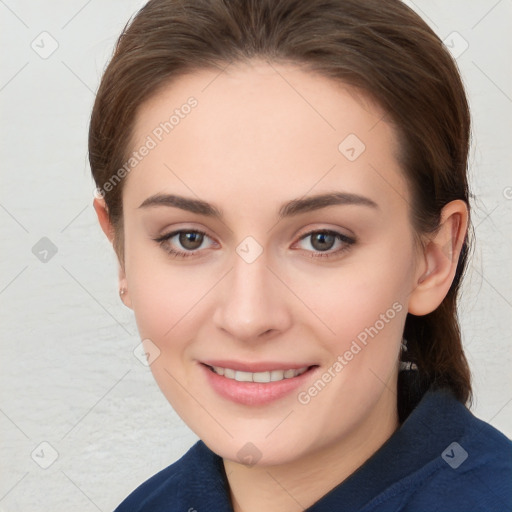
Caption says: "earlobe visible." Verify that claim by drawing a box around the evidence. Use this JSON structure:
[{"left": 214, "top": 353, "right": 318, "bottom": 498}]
[
  {"left": 118, "top": 267, "right": 132, "bottom": 309},
  {"left": 408, "top": 200, "right": 468, "bottom": 316}
]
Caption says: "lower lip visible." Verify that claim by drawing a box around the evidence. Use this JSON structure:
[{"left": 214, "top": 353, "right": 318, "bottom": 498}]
[{"left": 200, "top": 363, "right": 317, "bottom": 406}]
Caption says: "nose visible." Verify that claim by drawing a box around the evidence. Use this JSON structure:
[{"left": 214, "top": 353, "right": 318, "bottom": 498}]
[{"left": 212, "top": 250, "right": 293, "bottom": 343}]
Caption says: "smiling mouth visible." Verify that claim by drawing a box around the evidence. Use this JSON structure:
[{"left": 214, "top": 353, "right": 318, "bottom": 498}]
[{"left": 204, "top": 364, "right": 314, "bottom": 383}]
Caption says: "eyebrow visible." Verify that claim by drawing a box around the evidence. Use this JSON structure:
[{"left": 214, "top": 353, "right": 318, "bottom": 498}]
[{"left": 138, "top": 191, "right": 378, "bottom": 219}]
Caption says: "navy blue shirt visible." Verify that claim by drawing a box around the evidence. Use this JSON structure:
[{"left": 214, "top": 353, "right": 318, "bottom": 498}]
[{"left": 114, "top": 387, "right": 512, "bottom": 511}]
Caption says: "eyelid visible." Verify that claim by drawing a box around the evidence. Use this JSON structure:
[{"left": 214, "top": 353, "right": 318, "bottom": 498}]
[
  {"left": 296, "top": 226, "right": 355, "bottom": 241},
  {"left": 154, "top": 223, "right": 218, "bottom": 244}
]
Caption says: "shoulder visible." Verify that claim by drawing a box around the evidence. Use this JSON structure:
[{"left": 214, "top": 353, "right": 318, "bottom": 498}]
[
  {"left": 406, "top": 421, "right": 512, "bottom": 512},
  {"left": 427, "top": 414, "right": 510, "bottom": 507},
  {"left": 368, "top": 391, "right": 512, "bottom": 512},
  {"left": 113, "top": 440, "right": 229, "bottom": 512}
]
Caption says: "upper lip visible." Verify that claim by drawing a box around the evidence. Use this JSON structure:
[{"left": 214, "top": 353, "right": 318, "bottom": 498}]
[{"left": 201, "top": 360, "right": 316, "bottom": 372}]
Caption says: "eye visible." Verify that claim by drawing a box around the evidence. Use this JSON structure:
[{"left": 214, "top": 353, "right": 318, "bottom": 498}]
[
  {"left": 294, "top": 230, "right": 355, "bottom": 258},
  {"left": 153, "top": 229, "right": 216, "bottom": 258},
  {"left": 153, "top": 228, "right": 354, "bottom": 260}
]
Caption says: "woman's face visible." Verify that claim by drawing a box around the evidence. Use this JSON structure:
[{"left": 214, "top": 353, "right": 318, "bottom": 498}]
[{"left": 118, "top": 60, "right": 423, "bottom": 465}]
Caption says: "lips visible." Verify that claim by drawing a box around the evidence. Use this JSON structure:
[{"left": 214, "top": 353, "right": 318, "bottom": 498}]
[{"left": 200, "top": 360, "right": 318, "bottom": 405}]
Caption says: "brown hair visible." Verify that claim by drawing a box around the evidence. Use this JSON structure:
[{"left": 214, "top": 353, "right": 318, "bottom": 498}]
[{"left": 89, "top": 0, "right": 472, "bottom": 418}]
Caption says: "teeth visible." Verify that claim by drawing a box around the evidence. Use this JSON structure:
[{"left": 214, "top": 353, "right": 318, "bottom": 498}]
[
  {"left": 253, "top": 371, "right": 270, "bottom": 383},
  {"left": 270, "top": 370, "right": 284, "bottom": 382},
  {"left": 213, "top": 366, "right": 225, "bottom": 376},
  {"left": 210, "top": 365, "right": 309, "bottom": 382},
  {"left": 224, "top": 368, "right": 236, "bottom": 379},
  {"left": 235, "top": 370, "right": 253, "bottom": 382}
]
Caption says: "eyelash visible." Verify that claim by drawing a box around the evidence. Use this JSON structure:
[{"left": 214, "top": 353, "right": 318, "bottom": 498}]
[
  {"left": 154, "top": 229, "right": 210, "bottom": 259},
  {"left": 153, "top": 229, "right": 355, "bottom": 260}
]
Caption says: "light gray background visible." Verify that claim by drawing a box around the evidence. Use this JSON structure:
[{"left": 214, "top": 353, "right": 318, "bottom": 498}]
[{"left": 1, "top": 1, "right": 511, "bottom": 510}]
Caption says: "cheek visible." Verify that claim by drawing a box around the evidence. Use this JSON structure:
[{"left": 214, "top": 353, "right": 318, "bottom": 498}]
[
  {"left": 124, "top": 249, "right": 213, "bottom": 415},
  {"left": 293, "top": 255, "right": 412, "bottom": 342},
  {"left": 124, "top": 241, "right": 208, "bottom": 347},
  {"left": 291, "top": 262, "right": 410, "bottom": 420},
  {"left": 288, "top": 242, "right": 415, "bottom": 393}
]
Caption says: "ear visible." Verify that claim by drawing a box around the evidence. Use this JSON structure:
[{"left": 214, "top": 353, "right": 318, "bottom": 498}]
[
  {"left": 93, "top": 194, "right": 115, "bottom": 242},
  {"left": 93, "top": 194, "right": 132, "bottom": 309},
  {"left": 408, "top": 199, "right": 468, "bottom": 316}
]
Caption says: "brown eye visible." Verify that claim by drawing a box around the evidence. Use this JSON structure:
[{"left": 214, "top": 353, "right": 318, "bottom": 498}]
[
  {"left": 178, "top": 231, "right": 204, "bottom": 250},
  {"left": 310, "top": 232, "right": 336, "bottom": 251},
  {"left": 154, "top": 229, "right": 213, "bottom": 258},
  {"left": 294, "top": 230, "right": 356, "bottom": 259}
]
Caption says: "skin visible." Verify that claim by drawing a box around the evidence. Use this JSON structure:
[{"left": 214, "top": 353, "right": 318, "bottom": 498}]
[{"left": 94, "top": 60, "right": 468, "bottom": 512}]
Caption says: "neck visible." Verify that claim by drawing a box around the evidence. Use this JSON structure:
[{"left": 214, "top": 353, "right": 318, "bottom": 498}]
[{"left": 223, "top": 386, "right": 399, "bottom": 512}]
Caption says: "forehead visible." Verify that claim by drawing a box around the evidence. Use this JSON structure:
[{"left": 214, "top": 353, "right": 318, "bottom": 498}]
[{"left": 125, "top": 60, "right": 407, "bottom": 215}]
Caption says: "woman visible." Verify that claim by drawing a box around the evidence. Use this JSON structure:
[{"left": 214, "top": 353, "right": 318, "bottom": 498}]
[{"left": 89, "top": 0, "right": 512, "bottom": 510}]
